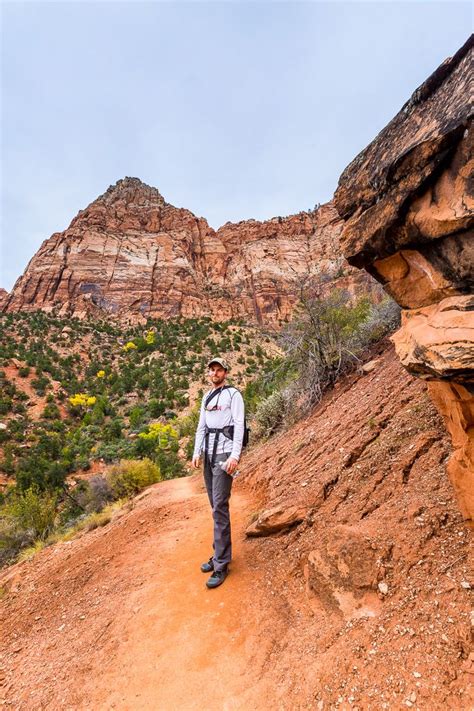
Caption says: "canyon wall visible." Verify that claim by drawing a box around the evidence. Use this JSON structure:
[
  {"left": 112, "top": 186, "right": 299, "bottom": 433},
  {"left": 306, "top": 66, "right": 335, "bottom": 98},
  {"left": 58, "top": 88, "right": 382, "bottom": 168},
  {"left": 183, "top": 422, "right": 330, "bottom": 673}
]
[
  {"left": 3, "top": 179, "right": 368, "bottom": 326},
  {"left": 334, "top": 36, "right": 473, "bottom": 521}
]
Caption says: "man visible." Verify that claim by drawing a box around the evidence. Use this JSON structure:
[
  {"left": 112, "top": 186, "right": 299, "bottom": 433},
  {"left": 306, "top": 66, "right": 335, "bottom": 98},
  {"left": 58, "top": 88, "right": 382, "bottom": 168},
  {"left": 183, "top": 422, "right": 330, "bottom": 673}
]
[{"left": 192, "top": 357, "right": 245, "bottom": 589}]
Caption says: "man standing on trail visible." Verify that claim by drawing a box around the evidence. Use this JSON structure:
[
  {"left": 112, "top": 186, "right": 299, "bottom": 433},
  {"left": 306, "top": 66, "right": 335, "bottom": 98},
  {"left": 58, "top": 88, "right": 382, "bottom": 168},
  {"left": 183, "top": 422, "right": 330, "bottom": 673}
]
[{"left": 192, "top": 357, "right": 245, "bottom": 589}]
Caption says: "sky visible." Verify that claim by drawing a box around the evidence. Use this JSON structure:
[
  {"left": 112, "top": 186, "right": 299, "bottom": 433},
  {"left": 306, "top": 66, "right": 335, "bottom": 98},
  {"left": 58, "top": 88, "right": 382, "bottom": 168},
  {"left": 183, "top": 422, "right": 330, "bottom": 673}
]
[{"left": 0, "top": 1, "right": 471, "bottom": 291}]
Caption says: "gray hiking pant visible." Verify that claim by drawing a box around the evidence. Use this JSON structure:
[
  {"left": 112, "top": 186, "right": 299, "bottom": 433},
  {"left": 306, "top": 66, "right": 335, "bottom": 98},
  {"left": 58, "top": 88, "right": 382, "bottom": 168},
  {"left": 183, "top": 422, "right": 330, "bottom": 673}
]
[{"left": 203, "top": 452, "right": 233, "bottom": 572}]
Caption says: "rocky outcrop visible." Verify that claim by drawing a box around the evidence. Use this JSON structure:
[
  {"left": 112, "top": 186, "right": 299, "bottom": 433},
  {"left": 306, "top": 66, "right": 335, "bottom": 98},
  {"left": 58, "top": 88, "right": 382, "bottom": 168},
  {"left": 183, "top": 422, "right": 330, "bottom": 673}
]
[
  {"left": 245, "top": 504, "right": 308, "bottom": 536},
  {"left": 3, "top": 178, "right": 363, "bottom": 325},
  {"left": 0, "top": 289, "right": 8, "bottom": 309},
  {"left": 334, "top": 36, "right": 473, "bottom": 520}
]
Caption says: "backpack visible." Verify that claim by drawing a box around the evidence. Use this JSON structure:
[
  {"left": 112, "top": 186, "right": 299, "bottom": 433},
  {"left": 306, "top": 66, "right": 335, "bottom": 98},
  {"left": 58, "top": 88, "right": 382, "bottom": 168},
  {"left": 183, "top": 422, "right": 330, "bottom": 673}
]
[{"left": 204, "top": 385, "right": 250, "bottom": 448}]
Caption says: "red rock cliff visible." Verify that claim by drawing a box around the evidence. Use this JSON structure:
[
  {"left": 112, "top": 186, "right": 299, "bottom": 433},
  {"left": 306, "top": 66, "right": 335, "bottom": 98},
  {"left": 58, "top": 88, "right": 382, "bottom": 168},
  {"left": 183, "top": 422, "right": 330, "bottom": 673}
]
[
  {"left": 3, "top": 178, "right": 360, "bottom": 325},
  {"left": 334, "top": 36, "right": 473, "bottom": 521}
]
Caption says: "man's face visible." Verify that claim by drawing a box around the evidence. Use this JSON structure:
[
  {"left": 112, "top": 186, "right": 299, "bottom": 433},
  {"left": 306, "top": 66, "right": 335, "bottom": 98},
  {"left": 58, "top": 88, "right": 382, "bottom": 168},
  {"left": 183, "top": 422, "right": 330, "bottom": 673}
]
[{"left": 208, "top": 364, "right": 227, "bottom": 387}]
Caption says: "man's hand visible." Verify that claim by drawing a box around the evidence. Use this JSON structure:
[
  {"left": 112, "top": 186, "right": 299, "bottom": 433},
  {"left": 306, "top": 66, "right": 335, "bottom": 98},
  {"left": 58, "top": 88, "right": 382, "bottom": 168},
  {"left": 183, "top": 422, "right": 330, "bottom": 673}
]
[
  {"left": 225, "top": 457, "right": 239, "bottom": 475},
  {"left": 192, "top": 455, "right": 201, "bottom": 469}
]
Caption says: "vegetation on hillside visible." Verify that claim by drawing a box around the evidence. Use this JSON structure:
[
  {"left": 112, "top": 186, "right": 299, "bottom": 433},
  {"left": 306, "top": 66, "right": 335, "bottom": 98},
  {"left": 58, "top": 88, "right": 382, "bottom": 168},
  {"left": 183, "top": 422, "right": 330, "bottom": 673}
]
[
  {"left": 0, "top": 312, "right": 277, "bottom": 565},
  {"left": 252, "top": 289, "right": 401, "bottom": 438},
  {"left": 0, "top": 287, "right": 400, "bottom": 565}
]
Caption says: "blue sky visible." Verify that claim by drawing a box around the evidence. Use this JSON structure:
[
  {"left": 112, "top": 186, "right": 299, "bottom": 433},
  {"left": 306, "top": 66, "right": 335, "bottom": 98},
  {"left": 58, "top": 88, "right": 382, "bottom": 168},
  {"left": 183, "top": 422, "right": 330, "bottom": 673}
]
[{"left": 1, "top": 1, "right": 470, "bottom": 291}]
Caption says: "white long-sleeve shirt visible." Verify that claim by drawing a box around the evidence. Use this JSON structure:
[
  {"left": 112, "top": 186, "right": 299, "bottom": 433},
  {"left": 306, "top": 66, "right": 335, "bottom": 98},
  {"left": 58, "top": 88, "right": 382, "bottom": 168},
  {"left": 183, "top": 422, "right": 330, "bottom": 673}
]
[{"left": 193, "top": 386, "right": 245, "bottom": 462}]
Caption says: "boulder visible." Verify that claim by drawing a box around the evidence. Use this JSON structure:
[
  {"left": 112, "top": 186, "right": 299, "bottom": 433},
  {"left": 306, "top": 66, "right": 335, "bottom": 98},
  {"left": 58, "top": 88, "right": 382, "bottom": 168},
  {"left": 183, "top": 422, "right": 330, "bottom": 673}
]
[
  {"left": 361, "top": 359, "right": 380, "bottom": 374},
  {"left": 245, "top": 504, "right": 307, "bottom": 537}
]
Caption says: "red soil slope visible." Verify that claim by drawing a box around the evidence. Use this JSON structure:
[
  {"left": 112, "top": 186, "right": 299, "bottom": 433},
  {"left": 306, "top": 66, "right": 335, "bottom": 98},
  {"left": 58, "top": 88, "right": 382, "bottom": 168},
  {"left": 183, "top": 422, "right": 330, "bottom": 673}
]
[
  {"left": 241, "top": 344, "right": 472, "bottom": 709},
  {"left": 1, "top": 345, "right": 472, "bottom": 710}
]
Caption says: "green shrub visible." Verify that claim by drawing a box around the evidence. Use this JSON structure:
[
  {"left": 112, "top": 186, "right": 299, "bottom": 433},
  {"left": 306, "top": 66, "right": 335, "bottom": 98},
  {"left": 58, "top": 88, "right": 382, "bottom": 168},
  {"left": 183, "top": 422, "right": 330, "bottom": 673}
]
[
  {"left": 280, "top": 289, "right": 371, "bottom": 412},
  {"left": 254, "top": 389, "right": 291, "bottom": 439},
  {"left": 129, "top": 406, "right": 145, "bottom": 430},
  {"left": 1, "top": 488, "right": 57, "bottom": 541},
  {"left": 0, "top": 398, "right": 12, "bottom": 415},
  {"left": 148, "top": 399, "right": 165, "bottom": 418},
  {"left": 43, "top": 402, "right": 61, "bottom": 419},
  {"left": 31, "top": 376, "right": 49, "bottom": 396},
  {"left": 107, "top": 458, "right": 161, "bottom": 498},
  {"left": 278, "top": 289, "right": 401, "bottom": 419}
]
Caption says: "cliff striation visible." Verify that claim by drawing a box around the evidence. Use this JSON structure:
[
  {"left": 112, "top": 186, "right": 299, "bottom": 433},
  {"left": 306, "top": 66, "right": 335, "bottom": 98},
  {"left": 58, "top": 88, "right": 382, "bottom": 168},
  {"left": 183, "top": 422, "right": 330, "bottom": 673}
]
[
  {"left": 3, "top": 179, "right": 363, "bottom": 325},
  {"left": 334, "top": 36, "right": 473, "bottom": 521}
]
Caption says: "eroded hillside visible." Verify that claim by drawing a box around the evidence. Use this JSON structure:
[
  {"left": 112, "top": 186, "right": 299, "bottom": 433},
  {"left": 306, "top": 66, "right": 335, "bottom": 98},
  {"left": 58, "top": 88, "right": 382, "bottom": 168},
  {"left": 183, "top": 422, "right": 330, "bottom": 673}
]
[
  {"left": 1, "top": 345, "right": 471, "bottom": 710},
  {"left": 241, "top": 344, "right": 472, "bottom": 709}
]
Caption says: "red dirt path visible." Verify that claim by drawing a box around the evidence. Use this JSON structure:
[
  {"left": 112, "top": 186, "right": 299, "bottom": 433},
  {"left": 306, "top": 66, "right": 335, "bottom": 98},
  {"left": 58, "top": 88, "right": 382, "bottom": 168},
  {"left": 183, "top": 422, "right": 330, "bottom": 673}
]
[{"left": 1, "top": 476, "right": 279, "bottom": 710}]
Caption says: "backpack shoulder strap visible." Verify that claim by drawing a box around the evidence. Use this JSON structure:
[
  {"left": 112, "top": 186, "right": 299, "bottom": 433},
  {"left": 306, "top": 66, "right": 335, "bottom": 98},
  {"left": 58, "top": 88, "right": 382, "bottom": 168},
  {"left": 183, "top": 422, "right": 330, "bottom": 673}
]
[
  {"left": 225, "top": 385, "right": 241, "bottom": 397},
  {"left": 204, "top": 386, "right": 229, "bottom": 408}
]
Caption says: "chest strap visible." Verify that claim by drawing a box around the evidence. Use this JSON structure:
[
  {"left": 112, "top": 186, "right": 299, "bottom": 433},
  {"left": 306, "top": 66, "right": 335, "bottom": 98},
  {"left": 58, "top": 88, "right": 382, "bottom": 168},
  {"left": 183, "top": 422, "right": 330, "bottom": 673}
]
[{"left": 204, "top": 427, "right": 226, "bottom": 467}]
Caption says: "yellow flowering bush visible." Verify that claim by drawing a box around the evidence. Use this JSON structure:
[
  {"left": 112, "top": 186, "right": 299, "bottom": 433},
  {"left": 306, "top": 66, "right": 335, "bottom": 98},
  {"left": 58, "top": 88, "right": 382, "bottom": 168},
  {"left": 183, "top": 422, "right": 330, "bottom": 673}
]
[
  {"left": 96, "top": 370, "right": 106, "bottom": 378},
  {"left": 68, "top": 393, "right": 96, "bottom": 408},
  {"left": 123, "top": 341, "right": 137, "bottom": 352},
  {"left": 107, "top": 458, "right": 161, "bottom": 498},
  {"left": 138, "top": 422, "right": 178, "bottom": 449}
]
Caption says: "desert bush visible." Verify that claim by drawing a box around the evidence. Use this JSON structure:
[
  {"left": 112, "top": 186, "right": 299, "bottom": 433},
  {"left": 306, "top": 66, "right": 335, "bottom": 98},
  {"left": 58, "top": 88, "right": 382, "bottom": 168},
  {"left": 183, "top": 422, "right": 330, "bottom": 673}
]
[
  {"left": 280, "top": 289, "right": 371, "bottom": 412},
  {"left": 253, "top": 388, "right": 292, "bottom": 439},
  {"left": 106, "top": 458, "right": 161, "bottom": 498},
  {"left": 148, "top": 399, "right": 166, "bottom": 418},
  {"left": 31, "top": 375, "right": 50, "bottom": 396},
  {"left": 0, "top": 516, "right": 30, "bottom": 566},
  {"left": 279, "top": 289, "right": 401, "bottom": 418},
  {"left": 0, "top": 398, "right": 12, "bottom": 415},
  {"left": 1, "top": 488, "right": 57, "bottom": 542},
  {"left": 350, "top": 296, "right": 401, "bottom": 348},
  {"left": 67, "top": 475, "right": 114, "bottom": 516},
  {"left": 15, "top": 454, "right": 68, "bottom": 492},
  {"left": 0, "top": 445, "right": 15, "bottom": 474},
  {"left": 43, "top": 402, "right": 61, "bottom": 419},
  {"left": 129, "top": 406, "right": 145, "bottom": 430},
  {"left": 103, "top": 417, "right": 123, "bottom": 441},
  {"left": 177, "top": 402, "right": 201, "bottom": 459}
]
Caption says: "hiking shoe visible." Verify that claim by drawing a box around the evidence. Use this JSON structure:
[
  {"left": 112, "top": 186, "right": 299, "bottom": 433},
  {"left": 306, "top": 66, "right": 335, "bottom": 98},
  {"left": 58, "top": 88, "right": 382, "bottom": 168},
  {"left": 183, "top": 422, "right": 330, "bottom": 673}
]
[
  {"left": 200, "top": 557, "right": 214, "bottom": 573},
  {"left": 206, "top": 567, "right": 228, "bottom": 589}
]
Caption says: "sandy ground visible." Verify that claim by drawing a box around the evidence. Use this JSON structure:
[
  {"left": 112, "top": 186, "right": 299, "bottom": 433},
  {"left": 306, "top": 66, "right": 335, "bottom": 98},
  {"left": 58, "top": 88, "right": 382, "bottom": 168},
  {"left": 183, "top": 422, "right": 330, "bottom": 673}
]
[
  {"left": 1, "top": 475, "right": 282, "bottom": 710},
  {"left": 79, "top": 476, "right": 275, "bottom": 711}
]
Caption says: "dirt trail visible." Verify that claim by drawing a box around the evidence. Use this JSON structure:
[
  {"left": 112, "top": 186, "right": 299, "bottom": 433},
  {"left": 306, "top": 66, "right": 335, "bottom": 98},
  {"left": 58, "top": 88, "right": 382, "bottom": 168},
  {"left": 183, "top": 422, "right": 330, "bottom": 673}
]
[
  {"left": 82, "top": 476, "right": 272, "bottom": 710},
  {"left": 1, "top": 476, "right": 280, "bottom": 711}
]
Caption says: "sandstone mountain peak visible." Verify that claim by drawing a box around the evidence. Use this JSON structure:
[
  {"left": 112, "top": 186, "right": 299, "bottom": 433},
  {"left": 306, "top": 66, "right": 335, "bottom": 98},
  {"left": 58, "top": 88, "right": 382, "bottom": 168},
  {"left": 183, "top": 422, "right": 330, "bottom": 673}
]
[
  {"left": 100, "top": 176, "right": 167, "bottom": 204},
  {"left": 3, "top": 182, "right": 369, "bottom": 324}
]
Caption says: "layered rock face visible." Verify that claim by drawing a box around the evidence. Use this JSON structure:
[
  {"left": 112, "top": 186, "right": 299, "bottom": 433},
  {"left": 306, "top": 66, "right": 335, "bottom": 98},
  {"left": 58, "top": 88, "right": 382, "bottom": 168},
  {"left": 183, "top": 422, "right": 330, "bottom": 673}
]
[
  {"left": 3, "top": 178, "right": 363, "bottom": 325},
  {"left": 334, "top": 36, "right": 473, "bottom": 521}
]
